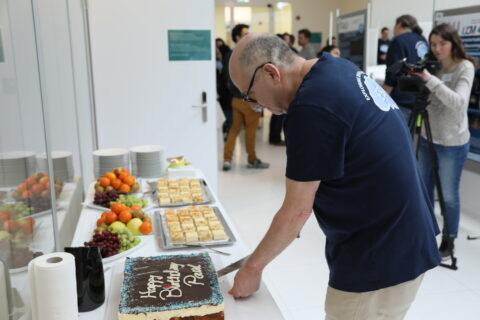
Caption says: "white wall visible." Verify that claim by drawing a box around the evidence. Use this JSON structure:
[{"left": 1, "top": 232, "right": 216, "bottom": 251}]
[{"left": 87, "top": 0, "right": 219, "bottom": 191}]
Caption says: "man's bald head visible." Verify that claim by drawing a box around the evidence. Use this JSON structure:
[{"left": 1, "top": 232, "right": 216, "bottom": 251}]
[{"left": 230, "top": 33, "right": 296, "bottom": 88}]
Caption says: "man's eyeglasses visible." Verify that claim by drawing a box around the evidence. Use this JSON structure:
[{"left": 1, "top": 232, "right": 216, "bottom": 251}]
[{"left": 242, "top": 61, "right": 272, "bottom": 103}]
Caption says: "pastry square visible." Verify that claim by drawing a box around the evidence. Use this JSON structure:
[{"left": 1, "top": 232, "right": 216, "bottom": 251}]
[
  {"left": 181, "top": 223, "right": 196, "bottom": 232},
  {"left": 185, "top": 231, "right": 199, "bottom": 243},
  {"left": 159, "top": 197, "right": 171, "bottom": 205},
  {"left": 208, "top": 220, "right": 223, "bottom": 230},
  {"left": 198, "top": 230, "right": 213, "bottom": 242},
  {"left": 212, "top": 229, "right": 228, "bottom": 240},
  {"left": 167, "top": 221, "right": 182, "bottom": 232},
  {"left": 170, "top": 231, "right": 185, "bottom": 243}
]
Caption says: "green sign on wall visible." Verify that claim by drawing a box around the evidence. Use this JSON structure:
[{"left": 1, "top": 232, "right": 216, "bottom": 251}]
[
  {"left": 168, "top": 30, "right": 211, "bottom": 61},
  {"left": 311, "top": 32, "right": 322, "bottom": 44}
]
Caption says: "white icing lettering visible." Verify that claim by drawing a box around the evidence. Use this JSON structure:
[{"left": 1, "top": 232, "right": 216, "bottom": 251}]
[
  {"left": 188, "top": 264, "right": 204, "bottom": 279},
  {"left": 183, "top": 275, "right": 205, "bottom": 287},
  {"left": 159, "top": 288, "right": 182, "bottom": 300},
  {"left": 139, "top": 275, "right": 164, "bottom": 299}
]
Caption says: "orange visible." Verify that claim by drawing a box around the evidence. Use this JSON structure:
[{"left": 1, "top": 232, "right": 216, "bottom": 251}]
[
  {"left": 110, "top": 202, "right": 124, "bottom": 214},
  {"left": 17, "top": 183, "right": 27, "bottom": 193},
  {"left": 123, "top": 176, "right": 135, "bottom": 186},
  {"left": 99, "top": 177, "right": 111, "bottom": 187},
  {"left": 31, "top": 184, "right": 44, "bottom": 194},
  {"left": 97, "top": 217, "right": 105, "bottom": 226},
  {"left": 130, "top": 205, "right": 142, "bottom": 211},
  {"left": 101, "top": 211, "right": 109, "bottom": 219},
  {"left": 118, "top": 210, "right": 132, "bottom": 223},
  {"left": 119, "top": 184, "right": 131, "bottom": 193},
  {"left": 121, "top": 168, "right": 130, "bottom": 175},
  {"left": 26, "top": 176, "right": 37, "bottom": 186},
  {"left": 111, "top": 178, "right": 122, "bottom": 190},
  {"left": 104, "top": 172, "right": 116, "bottom": 180},
  {"left": 21, "top": 191, "right": 32, "bottom": 199},
  {"left": 105, "top": 211, "right": 118, "bottom": 224},
  {"left": 139, "top": 221, "right": 152, "bottom": 235},
  {"left": 118, "top": 172, "right": 129, "bottom": 181}
]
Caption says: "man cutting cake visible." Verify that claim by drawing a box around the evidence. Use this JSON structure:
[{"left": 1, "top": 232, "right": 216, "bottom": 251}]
[{"left": 227, "top": 33, "right": 440, "bottom": 320}]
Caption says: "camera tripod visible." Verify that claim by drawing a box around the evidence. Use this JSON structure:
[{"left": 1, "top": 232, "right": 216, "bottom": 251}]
[{"left": 407, "top": 88, "right": 458, "bottom": 270}]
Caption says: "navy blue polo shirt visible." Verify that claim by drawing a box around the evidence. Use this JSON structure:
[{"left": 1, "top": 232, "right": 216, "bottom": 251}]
[
  {"left": 385, "top": 32, "right": 428, "bottom": 108},
  {"left": 284, "top": 53, "right": 440, "bottom": 292}
]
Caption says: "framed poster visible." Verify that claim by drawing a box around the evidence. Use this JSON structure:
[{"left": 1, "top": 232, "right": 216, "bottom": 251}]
[
  {"left": 337, "top": 10, "right": 367, "bottom": 70},
  {"left": 434, "top": 5, "right": 480, "bottom": 58},
  {"left": 168, "top": 30, "right": 211, "bottom": 61}
]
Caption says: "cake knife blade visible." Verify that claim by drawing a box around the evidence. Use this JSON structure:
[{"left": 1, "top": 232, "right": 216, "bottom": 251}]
[{"left": 216, "top": 254, "right": 251, "bottom": 278}]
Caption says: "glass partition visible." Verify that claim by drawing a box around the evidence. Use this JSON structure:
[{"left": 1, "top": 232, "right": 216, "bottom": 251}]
[{"left": 0, "top": 0, "right": 86, "bottom": 318}]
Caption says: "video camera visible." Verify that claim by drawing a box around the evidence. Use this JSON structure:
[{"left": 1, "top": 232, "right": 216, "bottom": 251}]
[{"left": 389, "top": 58, "right": 441, "bottom": 94}]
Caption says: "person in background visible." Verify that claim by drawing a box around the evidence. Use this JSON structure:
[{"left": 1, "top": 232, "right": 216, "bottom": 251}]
[
  {"left": 412, "top": 24, "right": 475, "bottom": 259},
  {"left": 326, "top": 36, "right": 337, "bottom": 46},
  {"left": 298, "top": 29, "right": 316, "bottom": 60},
  {"left": 384, "top": 15, "right": 428, "bottom": 122},
  {"left": 227, "top": 33, "right": 440, "bottom": 320},
  {"left": 378, "top": 27, "right": 391, "bottom": 64},
  {"left": 216, "top": 38, "right": 226, "bottom": 48},
  {"left": 283, "top": 33, "right": 299, "bottom": 54},
  {"left": 222, "top": 24, "right": 269, "bottom": 171},
  {"left": 318, "top": 45, "right": 341, "bottom": 58},
  {"left": 216, "top": 38, "right": 233, "bottom": 140}
]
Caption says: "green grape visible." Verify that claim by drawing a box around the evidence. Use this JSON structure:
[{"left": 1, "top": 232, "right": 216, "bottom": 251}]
[{"left": 111, "top": 195, "right": 148, "bottom": 208}]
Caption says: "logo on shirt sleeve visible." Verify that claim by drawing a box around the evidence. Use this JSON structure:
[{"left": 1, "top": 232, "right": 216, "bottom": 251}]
[
  {"left": 356, "top": 71, "right": 398, "bottom": 112},
  {"left": 415, "top": 41, "right": 428, "bottom": 59}
]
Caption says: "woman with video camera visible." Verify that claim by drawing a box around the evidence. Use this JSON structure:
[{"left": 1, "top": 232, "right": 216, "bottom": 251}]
[{"left": 413, "top": 23, "right": 475, "bottom": 259}]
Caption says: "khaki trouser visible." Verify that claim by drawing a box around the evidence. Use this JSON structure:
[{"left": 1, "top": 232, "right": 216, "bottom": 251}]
[
  {"left": 325, "top": 273, "right": 424, "bottom": 320},
  {"left": 223, "top": 97, "right": 261, "bottom": 163}
]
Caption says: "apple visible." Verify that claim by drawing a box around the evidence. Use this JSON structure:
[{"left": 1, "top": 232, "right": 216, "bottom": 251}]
[
  {"left": 108, "top": 221, "right": 126, "bottom": 233},
  {"left": 18, "top": 218, "right": 35, "bottom": 234},
  {"left": 126, "top": 218, "right": 142, "bottom": 236},
  {"left": 0, "top": 230, "right": 11, "bottom": 241}
]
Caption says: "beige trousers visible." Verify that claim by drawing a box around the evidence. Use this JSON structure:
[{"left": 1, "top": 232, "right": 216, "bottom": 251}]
[{"left": 325, "top": 273, "right": 424, "bottom": 320}]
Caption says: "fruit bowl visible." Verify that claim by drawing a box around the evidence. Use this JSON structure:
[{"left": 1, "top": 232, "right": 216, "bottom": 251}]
[{"left": 11, "top": 172, "right": 63, "bottom": 214}]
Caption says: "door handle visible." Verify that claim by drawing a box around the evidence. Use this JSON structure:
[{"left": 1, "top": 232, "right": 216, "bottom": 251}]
[{"left": 192, "top": 91, "right": 207, "bottom": 122}]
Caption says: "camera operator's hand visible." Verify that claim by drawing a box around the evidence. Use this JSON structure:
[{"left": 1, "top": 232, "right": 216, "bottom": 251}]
[{"left": 412, "top": 69, "right": 432, "bottom": 82}]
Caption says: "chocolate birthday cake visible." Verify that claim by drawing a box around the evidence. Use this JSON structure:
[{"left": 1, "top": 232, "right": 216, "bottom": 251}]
[{"left": 118, "top": 253, "right": 224, "bottom": 320}]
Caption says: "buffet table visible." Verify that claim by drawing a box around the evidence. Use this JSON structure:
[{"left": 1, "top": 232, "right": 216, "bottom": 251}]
[{"left": 71, "top": 171, "right": 284, "bottom": 320}]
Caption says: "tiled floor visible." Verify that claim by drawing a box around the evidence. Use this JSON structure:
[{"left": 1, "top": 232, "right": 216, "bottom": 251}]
[{"left": 216, "top": 112, "right": 480, "bottom": 320}]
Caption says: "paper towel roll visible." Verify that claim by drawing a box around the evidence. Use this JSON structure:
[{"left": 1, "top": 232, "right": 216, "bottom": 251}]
[{"left": 28, "top": 252, "right": 78, "bottom": 320}]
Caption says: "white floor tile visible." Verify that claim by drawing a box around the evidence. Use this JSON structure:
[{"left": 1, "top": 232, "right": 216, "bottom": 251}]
[
  {"left": 406, "top": 290, "right": 480, "bottom": 320},
  {"left": 216, "top": 111, "right": 480, "bottom": 320}
]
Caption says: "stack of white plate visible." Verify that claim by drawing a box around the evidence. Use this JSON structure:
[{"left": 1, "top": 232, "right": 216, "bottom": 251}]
[
  {"left": 37, "top": 151, "right": 74, "bottom": 182},
  {"left": 130, "top": 145, "right": 165, "bottom": 178},
  {"left": 93, "top": 148, "right": 129, "bottom": 178},
  {"left": 0, "top": 151, "right": 36, "bottom": 187}
]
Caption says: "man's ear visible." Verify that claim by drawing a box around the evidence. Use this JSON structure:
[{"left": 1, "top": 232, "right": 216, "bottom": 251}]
[{"left": 263, "top": 64, "right": 281, "bottom": 83}]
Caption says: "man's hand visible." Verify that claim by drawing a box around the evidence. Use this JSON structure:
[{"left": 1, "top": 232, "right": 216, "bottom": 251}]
[
  {"left": 228, "top": 264, "right": 262, "bottom": 298},
  {"left": 226, "top": 178, "right": 319, "bottom": 299}
]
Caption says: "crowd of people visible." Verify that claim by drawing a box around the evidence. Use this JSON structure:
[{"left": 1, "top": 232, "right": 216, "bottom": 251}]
[
  {"left": 215, "top": 27, "right": 343, "bottom": 171},
  {"left": 215, "top": 13, "right": 476, "bottom": 320}
]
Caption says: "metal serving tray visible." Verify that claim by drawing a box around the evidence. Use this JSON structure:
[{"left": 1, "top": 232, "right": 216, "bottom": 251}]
[
  {"left": 154, "top": 206, "right": 236, "bottom": 250},
  {"left": 148, "top": 178, "right": 214, "bottom": 208}
]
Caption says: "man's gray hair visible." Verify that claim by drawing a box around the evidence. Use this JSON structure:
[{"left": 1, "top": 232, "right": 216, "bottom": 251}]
[{"left": 239, "top": 34, "right": 296, "bottom": 74}]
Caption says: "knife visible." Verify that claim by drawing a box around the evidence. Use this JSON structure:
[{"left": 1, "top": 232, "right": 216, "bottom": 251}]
[{"left": 216, "top": 254, "right": 251, "bottom": 278}]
